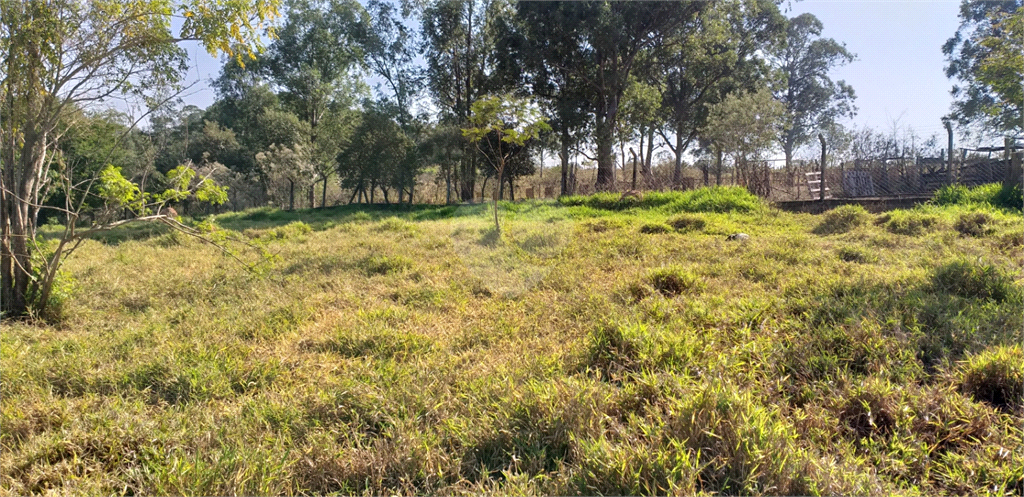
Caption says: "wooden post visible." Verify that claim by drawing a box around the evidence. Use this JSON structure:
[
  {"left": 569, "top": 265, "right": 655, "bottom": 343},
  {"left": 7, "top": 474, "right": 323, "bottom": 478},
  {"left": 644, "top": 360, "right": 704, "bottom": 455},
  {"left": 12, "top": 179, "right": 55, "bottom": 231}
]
[
  {"left": 629, "top": 147, "right": 638, "bottom": 191},
  {"left": 1005, "top": 137, "right": 1022, "bottom": 188},
  {"left": 818, "top": 134, "right": 827, "bottom": 201},
  {"left": 945, "top": 120, "right": 954, "bottom": 184}
]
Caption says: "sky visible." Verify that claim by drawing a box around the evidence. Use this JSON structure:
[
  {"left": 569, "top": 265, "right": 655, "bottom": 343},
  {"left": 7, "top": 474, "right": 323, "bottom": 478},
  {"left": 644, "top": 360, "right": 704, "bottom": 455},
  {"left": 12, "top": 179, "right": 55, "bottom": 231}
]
[{"left": 173, "top": 0, "right": 984, "bottom": 152}]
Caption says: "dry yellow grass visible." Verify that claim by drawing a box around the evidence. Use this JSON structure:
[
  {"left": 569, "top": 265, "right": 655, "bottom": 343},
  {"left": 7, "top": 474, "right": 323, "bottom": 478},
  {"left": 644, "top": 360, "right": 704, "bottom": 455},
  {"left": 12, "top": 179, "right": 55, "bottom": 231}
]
[{"left": 2, "top": 188, "right": 1021, "bottom": 495}]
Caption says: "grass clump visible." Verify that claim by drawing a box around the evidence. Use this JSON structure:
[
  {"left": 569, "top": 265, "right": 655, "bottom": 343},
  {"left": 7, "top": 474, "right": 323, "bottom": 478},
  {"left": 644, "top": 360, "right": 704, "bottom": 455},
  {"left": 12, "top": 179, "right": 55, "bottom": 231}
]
[
  {"left": 932, "top": 259, "right": 1016, "bottom": 302},
  {"left": 959, "top": 346, "right": 1023, "bottom": 410},
  {"left": 666, "top": 214, "right": 706, "bottom": 232},
  {"left": 662, "top": 186, "right": 763, "bottom": 214},
  {"left": 876, "top": 210, "right": 939, "bottom": 236},
  {"left": 813, "top": 204, "right": 869, "bottom": 235},
  {"left": 934, "top": 182, "right": 1023, "bottom": 210},
  {"left": 560, "top": 186, "right": 762, "bottom": 214},
  {"left": 837, "top": 246, "right": 876, "bottom": 263},
  {"left": 647, "top": 266, "right": 704, "bottom": 297},
  {"left": 639, "top": 223, "right": 671, "bottom": 234},
  {"left": 361, "top": 254, "right": 413, "bottom": 276},
  {"left": 954, "top": 212, "right": 995, "bottom": 237}
]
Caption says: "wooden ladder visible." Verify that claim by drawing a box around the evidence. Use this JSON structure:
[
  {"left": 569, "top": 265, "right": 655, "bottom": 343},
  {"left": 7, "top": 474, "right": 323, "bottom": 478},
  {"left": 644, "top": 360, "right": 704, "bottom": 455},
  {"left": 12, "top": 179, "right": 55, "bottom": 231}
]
[{"left": 805, "top": 171, "right": 832, "bottom": 199}]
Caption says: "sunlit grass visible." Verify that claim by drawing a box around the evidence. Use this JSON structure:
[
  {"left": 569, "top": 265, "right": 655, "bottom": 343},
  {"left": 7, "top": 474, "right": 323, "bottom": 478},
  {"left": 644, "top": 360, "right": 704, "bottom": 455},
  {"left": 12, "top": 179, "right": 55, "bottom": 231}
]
[{"left": 4, "top": 186, "right": 1022, "bottom": 495}]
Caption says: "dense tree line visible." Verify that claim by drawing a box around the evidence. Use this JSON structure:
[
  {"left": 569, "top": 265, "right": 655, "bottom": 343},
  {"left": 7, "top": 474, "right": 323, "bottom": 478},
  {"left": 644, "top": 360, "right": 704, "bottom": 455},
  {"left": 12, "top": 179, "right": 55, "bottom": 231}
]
[{"left": 85, "top": 0, "right": 863, "bottom": 211}]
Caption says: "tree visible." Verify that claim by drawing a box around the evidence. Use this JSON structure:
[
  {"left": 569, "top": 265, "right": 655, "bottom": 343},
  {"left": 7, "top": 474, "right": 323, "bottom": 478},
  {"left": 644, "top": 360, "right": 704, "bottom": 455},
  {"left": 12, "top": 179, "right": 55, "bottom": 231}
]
[
  {"left": 772, "top": 13, "right": 857, "bottom": 171},
  {"left": 659, "top": 0, "right": 784, "bottom": 187},
  {"left": 943, "top": 0, "right": 1023, "bottom": 135},
  {"left": 0, "top": 0, "right": 280, "bottom": 318},
  {"left": 422, "top": 0, "right": 499, "bottom": 201},
  {"left": 260, "top": 0, "right": 367, "bottom": 207},
  {"left": 256, "top": 142, "right": 316, "bottom": 210},
  {"left": 462, "top": 95, "right": 549, "bottom": 232},
  {"left": 702, "top": 87, "right": 784, "bottom": 193},
  {"left": 516, "top": 1, "right": 707, "bottom": 191},
  {"left": 335, "top": 110, "right": 413, "bottom": 204}
]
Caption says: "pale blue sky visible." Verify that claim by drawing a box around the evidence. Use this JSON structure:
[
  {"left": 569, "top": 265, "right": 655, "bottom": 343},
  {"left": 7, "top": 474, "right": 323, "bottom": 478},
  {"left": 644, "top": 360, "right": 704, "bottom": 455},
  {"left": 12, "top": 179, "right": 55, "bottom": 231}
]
[{"left": 175, "top": 1, "right": 978, "bottom": 151}]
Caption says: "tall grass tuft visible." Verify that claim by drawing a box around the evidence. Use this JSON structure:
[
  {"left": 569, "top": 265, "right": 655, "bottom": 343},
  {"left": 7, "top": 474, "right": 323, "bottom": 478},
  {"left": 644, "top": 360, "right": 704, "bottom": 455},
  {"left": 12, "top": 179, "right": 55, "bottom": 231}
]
[
  {"left": 932, "top": 259, "right": 1017, "bottom": 302},
  {"left": 959, "top": 346, "right": 1023, "bottom": 410},
  {"left": 813, "top": 204, "right": 869, "bottom": 235}
]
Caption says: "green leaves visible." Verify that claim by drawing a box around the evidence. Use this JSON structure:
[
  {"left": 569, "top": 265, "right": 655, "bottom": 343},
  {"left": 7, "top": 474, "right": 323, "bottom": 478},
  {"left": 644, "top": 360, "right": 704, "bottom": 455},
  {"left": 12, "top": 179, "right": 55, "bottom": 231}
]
[
  {"left": 462, "top": 95, "right": 551, "bottom": 147},
  {"left": 97, "top": 165, "right": 144, "bottom": 212}
]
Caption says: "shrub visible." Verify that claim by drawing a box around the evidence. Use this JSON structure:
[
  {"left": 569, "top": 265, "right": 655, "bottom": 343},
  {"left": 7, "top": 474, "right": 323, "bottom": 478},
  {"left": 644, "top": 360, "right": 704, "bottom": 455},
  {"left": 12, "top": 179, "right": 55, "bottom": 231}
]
[
  {"left": 959, "top": 346, "right": 1023, "bottom": 410},
  {"left": 667, "top": 214, "right": 706, "bottom": 232},
  {"left": 647, "top": 267, "right": 704, "bottom": 297},
  {"left": 813, "top": 205, "right": 869, "bottom": 235},
  {"left": 639, "top": 223, "right": 671, "bottom": 234},
  {"left": 954, "top": 212, "right": 994, "bottom": 237},
  {"left": 932, "top": 259, "right": 1016, "bottom": 302}
]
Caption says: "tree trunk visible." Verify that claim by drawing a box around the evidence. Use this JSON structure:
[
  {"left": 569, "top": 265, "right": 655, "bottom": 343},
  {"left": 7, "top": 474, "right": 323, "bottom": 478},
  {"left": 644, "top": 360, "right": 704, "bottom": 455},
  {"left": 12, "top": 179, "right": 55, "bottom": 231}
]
[
  {"left": 595, "top": 94, "right": 619, "bottom": 190},
  {"left": 322, "top": 178, "right": 328, "bottom": 208},
  {"left": 288, "top": 179, "right": 295, "bottom": 211},
  {"left": 508, "top": 174, "right": 515, "bottom": 201},
  {"left": 715, "top": 147, "right": 723, "bottom": 186},
  {"left": 672, "top": 125, "right": 684, "bottom": 188}
]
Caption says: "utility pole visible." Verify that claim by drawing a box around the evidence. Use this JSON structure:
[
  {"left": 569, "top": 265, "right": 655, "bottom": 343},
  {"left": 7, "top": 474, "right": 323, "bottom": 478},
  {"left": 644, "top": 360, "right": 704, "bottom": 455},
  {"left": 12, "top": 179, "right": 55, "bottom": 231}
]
[{"left": 818, "top": 134, "right": 827, "bottom": 201}]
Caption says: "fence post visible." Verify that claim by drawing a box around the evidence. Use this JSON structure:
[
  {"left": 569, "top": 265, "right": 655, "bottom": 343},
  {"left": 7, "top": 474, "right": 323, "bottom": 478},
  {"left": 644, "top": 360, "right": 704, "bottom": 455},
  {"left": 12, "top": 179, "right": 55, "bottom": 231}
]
[
  {"left": 944, "top": 119, "right": 954, "bottom": 184},
  {"left": 1006, "top": 137, "right": 1022, "bottom": 188},
  {"left": 818, "top": 134, "right": 827, "bottom": 201}
]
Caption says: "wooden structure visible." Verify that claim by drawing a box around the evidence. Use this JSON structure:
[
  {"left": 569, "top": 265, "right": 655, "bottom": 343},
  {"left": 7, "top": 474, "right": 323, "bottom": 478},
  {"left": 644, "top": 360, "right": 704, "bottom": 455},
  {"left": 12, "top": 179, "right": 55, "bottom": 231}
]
[{"left": 805, "top": 171, "right": 831, "bottom": 199}]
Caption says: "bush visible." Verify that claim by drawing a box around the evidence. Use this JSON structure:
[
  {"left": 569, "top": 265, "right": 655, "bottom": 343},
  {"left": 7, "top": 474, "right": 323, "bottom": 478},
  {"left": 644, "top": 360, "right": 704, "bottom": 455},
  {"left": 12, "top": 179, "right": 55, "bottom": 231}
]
[
  {"left": 667, "top": 214, "right": 706, "bottom": 232},
  {"left": 813, "top": 205, "right": 869, "bottom": 235},
  {"left": 647, "top": 267, "right": 704, "bottom": 297},
  {"left": 954, "top": 212, "right": 994, "bottom": 237},
  {"left": 932, "top": 259, "right": 1016, "bottom": 302},
  {"left": 959, "top": 346, "right": 1023, "bottom": 410}
]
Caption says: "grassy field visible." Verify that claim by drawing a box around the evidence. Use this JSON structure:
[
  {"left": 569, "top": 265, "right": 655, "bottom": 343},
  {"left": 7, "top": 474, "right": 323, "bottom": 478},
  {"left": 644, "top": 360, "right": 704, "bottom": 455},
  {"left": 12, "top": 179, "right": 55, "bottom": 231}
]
[{"left": 2, "top": 185, "right": 1022, "bottom": 496}]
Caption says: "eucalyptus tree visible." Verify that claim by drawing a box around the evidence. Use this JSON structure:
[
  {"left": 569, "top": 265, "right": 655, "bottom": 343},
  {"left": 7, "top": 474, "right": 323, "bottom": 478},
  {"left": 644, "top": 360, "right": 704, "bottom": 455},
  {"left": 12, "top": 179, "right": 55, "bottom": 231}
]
[
  {"left": 658, "top": 0, "right": 784, "bottom": 186},
  {"left": 772, "top": 13, "right": 856, "bottom": 171},
  {"left": 499, "top": 1, "right": 589, "bottom": 195},
  {"left": 943, "top": 0, "right": 1023, "bottom": 135},
  {"left": 260, "top": 0, "right": 368, "bottom": 207},
  {"left": 364, "top": 0, "right": 423, "bottom": 129},
  {"left": 514, "top": 1, "right": 708, "bottom": 191},
  {"left": 0, "top": 0, "right": 280, "bottom": 318},
  {"left": 421, "top": 0, "right": 498, "bottom": 201}
]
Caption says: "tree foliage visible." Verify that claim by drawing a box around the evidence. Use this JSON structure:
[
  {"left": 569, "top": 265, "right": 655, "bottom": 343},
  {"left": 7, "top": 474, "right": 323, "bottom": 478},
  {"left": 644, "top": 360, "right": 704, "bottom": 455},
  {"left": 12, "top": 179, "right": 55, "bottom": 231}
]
[
  {"left": 1, "top": 0, "right": 280, "bottom": 318},
  {"left": 944, "top": 0, "right": 1023, "bottom": 135},
  {"left": 772, "top": 13, "right": 856, "bottom": 169}
]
